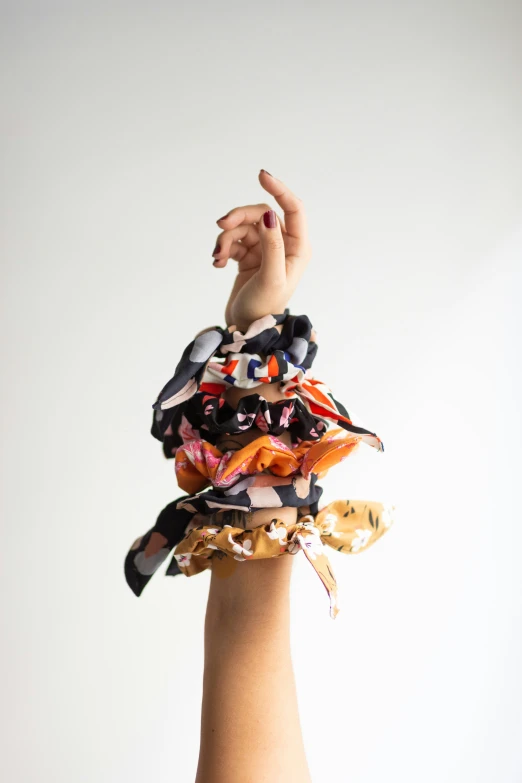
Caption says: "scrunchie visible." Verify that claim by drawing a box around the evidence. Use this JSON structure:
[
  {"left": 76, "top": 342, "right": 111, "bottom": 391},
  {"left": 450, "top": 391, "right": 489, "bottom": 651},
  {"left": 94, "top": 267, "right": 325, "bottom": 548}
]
[
  {"left": 160, "top": 393, "right": 328, "bottom": 458},
  {"left": 174, "top": 472, "right": 325, "bottom": 515},
  {"left": 123, "top": 491, "right": 325, "bottom": 599},
  {"left": 151, "top": 311, "right": 317, "bottom": 440},
  {"left": 203, "top": 351, "right": 308, "bottom": 388},
  {"left": 125, "top": 310, "right": 393, "bottom": 620},
  {"left": 150, "top": 310, "right": 383, "bottom": 455},
  {"left": 125, "top": 499, "right": 395, "bottom": 618},
  {"left": 174, "top": 429, "right": 362, "bottom": 494},
  {"left": 149, "top": 311, "right": 385, "bottom": 453}
]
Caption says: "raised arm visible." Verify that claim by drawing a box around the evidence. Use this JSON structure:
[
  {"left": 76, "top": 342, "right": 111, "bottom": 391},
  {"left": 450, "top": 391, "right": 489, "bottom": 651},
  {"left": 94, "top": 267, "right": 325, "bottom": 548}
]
[
  {"left": 196, "top": 170, "right": 313, "bottom": 783},
  {"left": 124, "top": 170, "right": 392, "bottom": 783}
]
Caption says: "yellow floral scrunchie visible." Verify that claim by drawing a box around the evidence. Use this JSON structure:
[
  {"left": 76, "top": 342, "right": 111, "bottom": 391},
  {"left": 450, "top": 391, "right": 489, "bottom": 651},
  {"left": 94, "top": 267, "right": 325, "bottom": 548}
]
[{"left": 172, "top": 499, "right": 395, "bottom": 619}]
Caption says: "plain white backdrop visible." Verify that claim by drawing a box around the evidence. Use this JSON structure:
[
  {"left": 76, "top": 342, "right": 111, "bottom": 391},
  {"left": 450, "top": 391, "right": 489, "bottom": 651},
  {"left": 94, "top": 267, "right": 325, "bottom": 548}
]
[{"left": 1, "top": 2, "right": 521, "bottom": 781}]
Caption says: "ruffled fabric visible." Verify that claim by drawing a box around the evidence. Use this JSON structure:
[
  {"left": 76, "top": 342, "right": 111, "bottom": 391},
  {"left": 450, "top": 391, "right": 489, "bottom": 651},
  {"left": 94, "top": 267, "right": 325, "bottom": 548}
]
[
  {"left": 157, "top": 381, "right": 383, "bottom": 459},
  {"left": 150, "top": 310, "right": 383, "bottom": 455},
  {"left": 204, "top": 351, "right": 308, "bottom": 388},
  {"left": 124, "top": 309, "right": 393, "bottom": 618},
  {"left": 124, "top": 494, "right": 321, "bottom": 598},
  {"left": 151, "top": 311, "right": 316, "bottom": 439},
  {"left": 125, "top": 499, "right": 396, "bottom": 618},
  {"left": 159, "top": 393, "right": 328, "bottom": 457},
  {"left": 174, "top": 472, "right": 324, "bottom": 514},
  {"left": 174, "top": 429, "right": 362, "bottom": 494},
  {"left": 123, "top": 496, "right": 196, "bottom": 598},
  {"left": 280, "top": 376, "right": 384, "bottom": 451}
]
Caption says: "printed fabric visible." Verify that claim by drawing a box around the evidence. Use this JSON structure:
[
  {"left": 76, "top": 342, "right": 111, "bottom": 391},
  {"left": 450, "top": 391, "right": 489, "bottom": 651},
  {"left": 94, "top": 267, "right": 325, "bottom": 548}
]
[
  {"left": 125, "top": 499, "right": 395, "bottom": 619},
  {"left": 151, "top": 310, "right": 383, "bottom": 457},
  {"left": 125, "top": 310, "right": 393, "bottom": 618},
  {"left": 174, "top": 429, "right": 362, "bottom": 494}
]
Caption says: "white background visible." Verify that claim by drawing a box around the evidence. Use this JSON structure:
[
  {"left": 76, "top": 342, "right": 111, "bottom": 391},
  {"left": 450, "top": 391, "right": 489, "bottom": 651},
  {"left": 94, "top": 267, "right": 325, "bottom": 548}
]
[{"left": 1, "top": 2, "right": 521, "bottom": 781}]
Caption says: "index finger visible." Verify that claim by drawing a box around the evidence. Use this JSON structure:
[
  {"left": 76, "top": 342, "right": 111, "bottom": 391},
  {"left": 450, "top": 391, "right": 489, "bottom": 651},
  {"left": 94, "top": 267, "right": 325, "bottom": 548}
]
[
  {"left": 216, "top": 203, "right": 286, "bottom": 232},
  {"left": 257, "top": 170, "right": 309, "bottom": 245}
]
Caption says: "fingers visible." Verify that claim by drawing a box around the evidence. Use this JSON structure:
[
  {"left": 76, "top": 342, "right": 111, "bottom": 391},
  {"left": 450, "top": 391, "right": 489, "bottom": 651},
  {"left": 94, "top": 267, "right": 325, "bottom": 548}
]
[
  {"left": 258, "top": 170, "right": 308, "bottom": 244},
  {"left": 259, "top": 170, "right": 311, "bottom": 289},
  {"left": 212, "top": 223, "right": 261, "bottom": 268},
  {"left": 212, "top": 241, "right": 250, "bottom": 268},
  {"left": 217, "top": 203, "right": 279, "bottom": 230},
  {"left": 257, "top": 209, "right": 286, "bottom": 284}
]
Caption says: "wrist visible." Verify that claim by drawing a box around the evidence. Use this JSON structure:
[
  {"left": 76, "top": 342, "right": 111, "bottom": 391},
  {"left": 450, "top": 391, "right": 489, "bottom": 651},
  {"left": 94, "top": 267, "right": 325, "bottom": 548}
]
[
  {"left": 226, "top": 305, "right": 289, "bottom": 333},
  {"left": 205, "top": 556, "right": 293, "bottom": 629}
]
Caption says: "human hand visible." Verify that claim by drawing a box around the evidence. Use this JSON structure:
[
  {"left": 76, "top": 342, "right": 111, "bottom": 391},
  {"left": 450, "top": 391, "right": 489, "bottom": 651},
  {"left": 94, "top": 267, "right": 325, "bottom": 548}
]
[{"left": 212, "top": 170, "right": 312, "bottom": 330}]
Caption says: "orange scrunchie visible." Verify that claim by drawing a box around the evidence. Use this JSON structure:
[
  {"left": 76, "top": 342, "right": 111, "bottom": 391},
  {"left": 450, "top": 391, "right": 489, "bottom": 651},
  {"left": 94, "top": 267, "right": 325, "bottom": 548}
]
[{"left": 174, "top": 429, "right": 362, "bottom": 494}]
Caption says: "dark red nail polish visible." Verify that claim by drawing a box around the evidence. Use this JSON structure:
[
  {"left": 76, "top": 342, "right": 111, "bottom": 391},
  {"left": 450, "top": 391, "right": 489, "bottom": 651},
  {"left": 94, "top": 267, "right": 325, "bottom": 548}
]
[
  {"left": 212, "top": 244, "right": 221, "bottom": 255},
  {"left": 263, "top": 210, "right": 276, "bottom": 228},
  {"left": 217, "top": 214, "right": 229, "bottom": 221},
  {"left": 260, "top": 169, "right": 272, "bottom": 177}
]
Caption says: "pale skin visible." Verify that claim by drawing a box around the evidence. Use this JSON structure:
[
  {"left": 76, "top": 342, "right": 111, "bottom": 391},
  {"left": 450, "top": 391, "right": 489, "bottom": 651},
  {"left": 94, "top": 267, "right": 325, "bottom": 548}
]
[
  {"left": 194, "top": 171, "right": 313, "bottom": 783},
  {"left": 212, "top": 169, "right": 312, "bottom": 331}
]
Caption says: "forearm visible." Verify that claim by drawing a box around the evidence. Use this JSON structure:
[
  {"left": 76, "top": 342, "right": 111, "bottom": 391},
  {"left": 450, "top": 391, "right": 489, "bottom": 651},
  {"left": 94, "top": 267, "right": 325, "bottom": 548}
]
[
  {"left": 195, "top": 556, "right": 312, "bottom": 783},
  {"left": 194, "top": 176, "right": 313, "bottom": 780},
  {"left": 125, "top": 174, "right": 387, "bottom": 782}
]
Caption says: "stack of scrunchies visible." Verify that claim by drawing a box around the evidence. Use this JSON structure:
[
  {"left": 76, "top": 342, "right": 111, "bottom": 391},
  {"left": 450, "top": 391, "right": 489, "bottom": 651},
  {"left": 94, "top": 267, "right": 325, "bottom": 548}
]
[{"left": 125, "top": 311, "right": 394, "bottom": 618}]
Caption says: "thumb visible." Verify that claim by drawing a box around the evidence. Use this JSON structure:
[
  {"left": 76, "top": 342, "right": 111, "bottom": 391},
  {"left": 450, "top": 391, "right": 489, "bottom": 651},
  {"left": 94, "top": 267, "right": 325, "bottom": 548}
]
[{"left": 258, "top": 209, "right": 286, "bottom": 285}]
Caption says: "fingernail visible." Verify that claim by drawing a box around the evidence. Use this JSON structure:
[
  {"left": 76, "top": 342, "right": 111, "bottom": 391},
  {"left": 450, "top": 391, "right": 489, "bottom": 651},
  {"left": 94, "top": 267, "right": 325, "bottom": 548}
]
[
  {"left": 212, "top": 259, "right": 219, "bottom": 266},
  {"left": 263, "top": 210, "right": 276, "bottom": 228},
  {"left": 217, "top": 214, "right": 229, "bottom": 221},
  {"left": 212, "top": 244, "right": 221, "bottom": 255},
  {"left": 260, "top": 169, "right": 273, "bottom": 177}
]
